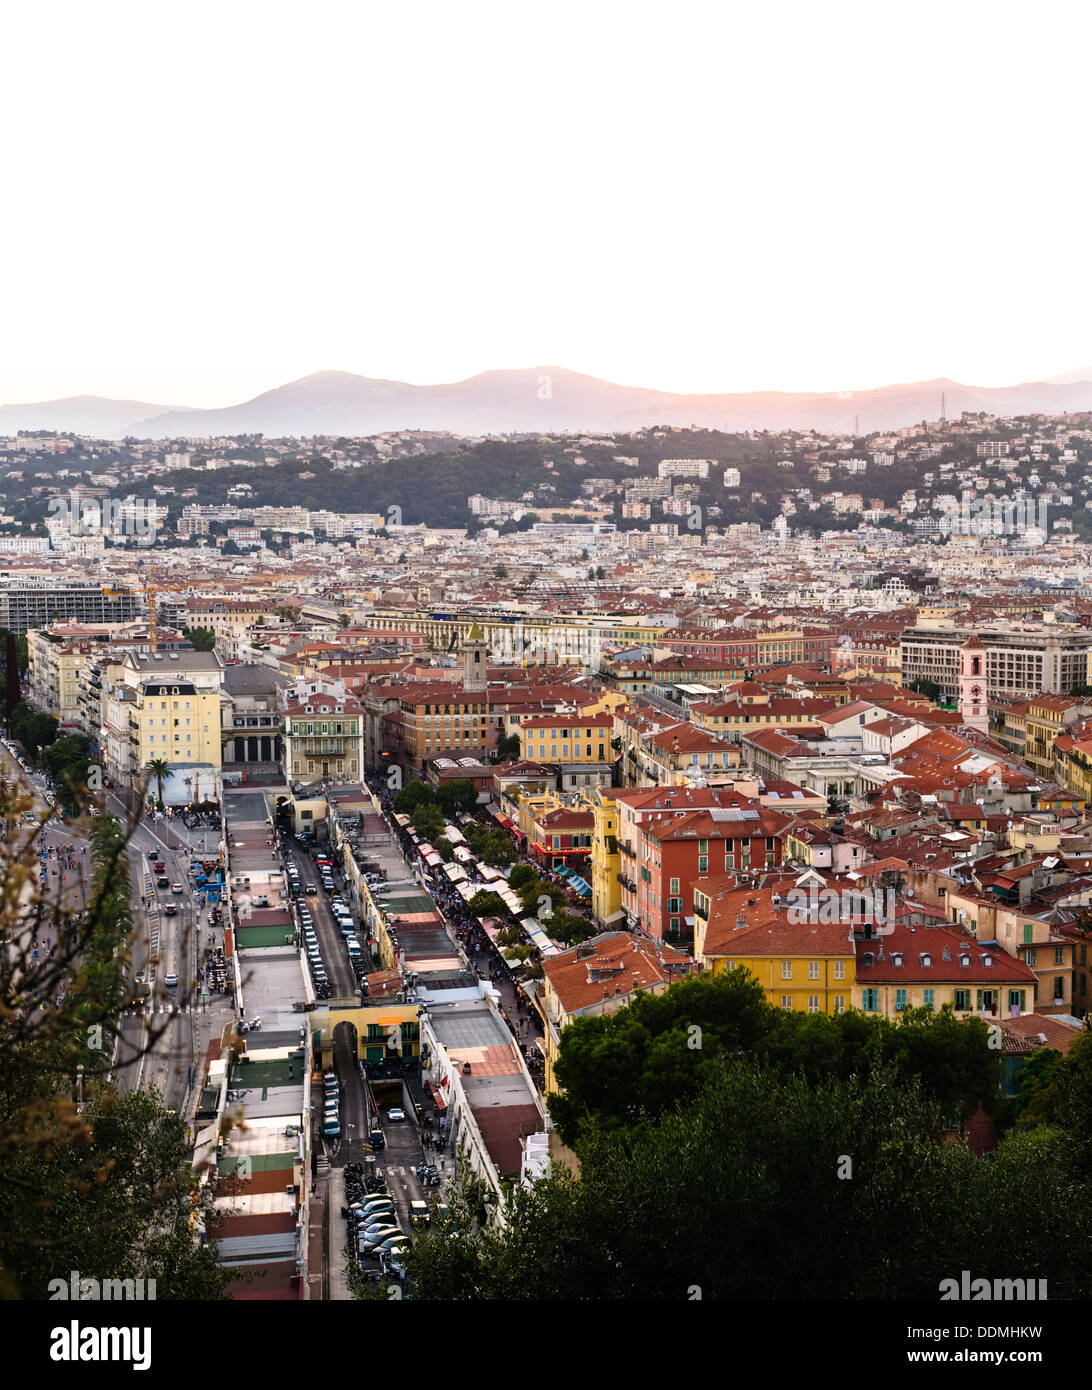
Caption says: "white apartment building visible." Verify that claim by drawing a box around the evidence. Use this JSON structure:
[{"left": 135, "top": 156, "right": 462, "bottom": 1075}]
[
  {"left": 658, "top": 458, "right": 711, "bottom": 479},
  {"left": 901, "top": 621, "right": 1092, "bottom": 701}
]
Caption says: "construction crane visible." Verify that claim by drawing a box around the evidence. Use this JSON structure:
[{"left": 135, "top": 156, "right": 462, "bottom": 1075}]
[{"left": 103, "top": 565, "right": 158, "bottom": 653}]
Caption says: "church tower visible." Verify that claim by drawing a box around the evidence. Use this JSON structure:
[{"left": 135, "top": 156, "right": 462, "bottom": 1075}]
[
  {"left": 462, "top": 622, "right": 488, "bottom": 693},
  {"left": 958, "top": 634, "right": 988, "bottom": 734}
]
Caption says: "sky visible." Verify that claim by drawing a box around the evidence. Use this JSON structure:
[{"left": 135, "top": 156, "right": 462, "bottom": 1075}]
[{"left": 3, "top": 1, "right": 1090, "bottom": 407}]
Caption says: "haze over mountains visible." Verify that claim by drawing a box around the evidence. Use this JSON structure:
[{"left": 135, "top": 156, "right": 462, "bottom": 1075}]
[{"left": 4, "top": 366, "right": 1092, "bottom": 440}]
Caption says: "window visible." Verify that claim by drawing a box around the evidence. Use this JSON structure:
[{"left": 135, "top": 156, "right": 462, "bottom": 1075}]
[
  {"left": 1008, "top": 989, "right": 1026, "bottom": 1013},
  {"left": 808, "top": 995, "right": 820, "bottom": 1014},
  {"left": 1027, "top": 948, "right": 1038, "bottom": 967},
  {"left": 808, "top": 961, "right": 819, "bottom": 980},
  {"left": 669, "top": 877, "right": 680, "bottom": 895},
  {"left": 780, "top": 995, "right": 793, "bottom": 1011},
  {"left": 923, "top": 988, "right": 934, "bottom": 1009},
  {"left": 954, "top": 989, "right": 971, "bottom": 1010},
  {"left": 833, "top": 995, "right": 845, "bottom": 1013},
  {"left": 781, "top": 961, "right": 792, "bottom": 979},
  {"left": 861, "top": 989, "right": 878, "bottom": 1012},
  {"left": 1054, "top": 946, "right": 1064, "bottom": 965},
  {"left": 1023, "top": 923, "right": 1034, "bottom": 944},
  {"left": 834, "top": 960, "right": 845, "bottom": 980},
  {"left": 895, "top": 988, "right": 907, "bottom": 1012}
]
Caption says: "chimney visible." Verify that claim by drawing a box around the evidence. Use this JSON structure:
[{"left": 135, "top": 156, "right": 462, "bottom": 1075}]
[{"left": 735, "top": 913, "right": 747, "bottom": 931}]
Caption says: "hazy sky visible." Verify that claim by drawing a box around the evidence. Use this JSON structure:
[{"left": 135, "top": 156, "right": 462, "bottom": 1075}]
[{"left": 3, "top": 1, "right": 1089, "bottom": 406}]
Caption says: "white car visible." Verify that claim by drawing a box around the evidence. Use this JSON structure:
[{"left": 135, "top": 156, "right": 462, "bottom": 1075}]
[{"left": 387, "top": 1107, "right": 405, "bottom": 1122}]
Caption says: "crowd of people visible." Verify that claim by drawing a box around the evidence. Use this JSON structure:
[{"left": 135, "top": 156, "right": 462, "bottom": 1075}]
[{"left": 369, "top": 776, "right": 549, "bottom": 1088}]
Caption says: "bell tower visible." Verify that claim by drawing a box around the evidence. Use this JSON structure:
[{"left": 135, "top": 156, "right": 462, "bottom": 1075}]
[
  {"left": 462, "top": 621, "right": 488, "bottom": 693},
  {"left": 958, "top": 634, "right": 988, "bottom": 734}
]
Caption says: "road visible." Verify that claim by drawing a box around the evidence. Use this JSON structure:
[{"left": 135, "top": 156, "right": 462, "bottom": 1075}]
[{"left": 286, "top": 841, "right": 356, "bottom": 999}]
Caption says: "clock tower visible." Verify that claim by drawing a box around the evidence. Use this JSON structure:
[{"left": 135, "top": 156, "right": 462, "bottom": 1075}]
[{"left": 958, "top": 634, "right": 989, "bottom": 734}]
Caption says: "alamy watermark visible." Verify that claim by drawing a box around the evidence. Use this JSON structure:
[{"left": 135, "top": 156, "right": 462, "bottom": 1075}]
[
  {"left": 939, "top": 1271, "right": 1047, "bottom": 1301},
  {"left": 48, "top": 1270, "right": 157, "bottom": 1300},
  {"left": 47, "top": 491, "right": 158, "bottom": 545},
  {"left": 785, "top": 885, "right": 896, "bottom": 930},
  {"left": 937, "top": 496, "right": 1049, "bottom": 539}
]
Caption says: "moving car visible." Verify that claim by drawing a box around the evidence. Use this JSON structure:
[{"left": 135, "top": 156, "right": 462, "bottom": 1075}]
[
  {"left": 164, "top": 973, "right": 179, "bottom": 988},
  {"left": 387, "top": 1107, "right": 405, "bottom": 1122},
  {"left": 164, "top": 904, "right": 179, "bottom": 916},
  {"left": 152, "top": 861, "right": 165, "bottom": 872},
  {"left": 157, "top": 877, "right": 170, "bottom": 889},
  {"left": 171, "top": 883, "right": 184, "bottom": 894}
]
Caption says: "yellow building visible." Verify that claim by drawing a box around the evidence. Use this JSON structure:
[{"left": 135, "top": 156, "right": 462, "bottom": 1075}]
[
  {"left": 539, "top": 932, "right": 694, "bottom": 1092},
  {"left": 695, "top": 877, "right": 856, "bottom": 1014},
  {"left": 311, "top": 999, "right": 421, "bottom": 1067},
  {"left": 518, "top": 713, "right": 613, "bottom": 765},
  {"left": 1024, "top": 695, "right": 1086, "bottom": 780},
  {"left": 127, "top": 677, "right": 222, "bottom": 783},
  {"left": 27, "top": 630, "right": 92, "bottom": 727},
  {"left": 590, "top": 787, "right": 622, "bottom": 926}
]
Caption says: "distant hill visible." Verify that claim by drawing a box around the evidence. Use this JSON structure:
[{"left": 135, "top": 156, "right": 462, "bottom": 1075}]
[
  {"left": 8, "top": 367, "right": 1092, "bottom": 439},
  {"left": 0, "top": 394, "right": 195, "bottom": 437},
  {"left": 1046, "top": 365, "right": 1092, "bottom": 384}
]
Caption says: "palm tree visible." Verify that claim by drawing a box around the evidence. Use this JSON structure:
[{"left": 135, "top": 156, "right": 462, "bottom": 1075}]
[{"left": 145, "top": 758, "right": 171, "bottom": 812}]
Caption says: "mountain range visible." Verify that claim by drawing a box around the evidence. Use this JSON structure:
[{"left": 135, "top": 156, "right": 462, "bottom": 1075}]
[{"left": 4, "top": 366, "right": 1092, "bottom": 440}]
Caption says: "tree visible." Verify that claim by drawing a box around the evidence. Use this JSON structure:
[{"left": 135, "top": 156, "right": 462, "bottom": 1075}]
[
  {"left": 494, "top": 564, "right": 507, "bottom": 579},
  {"left": 480, "top": 830, "right": 514, "bottom": 868},
  {"left": 145, "top": 757, "right": 171, "bottom": 811},
  {"left": 10, "top": 701, "right": 57, "bottom": 756},
  {"left": 410, "top": 803, "right": 445, "bottom": 842},
  {"left": 495, "top": 732, "right": 521, "bottom": 761},
  {"left": 541, "top": 907, "right": 595, "bottom": 946},
  {"left": 183, "top": 627, "right": 217, "bottom": 652},
  {"left": 43, "top": 734, "right": 94, "bottom": 815},
  {"left": 393, "top": 782, "right": 436, "bottom": 815},
  {"left": 908, "top": 677, "right": 941, "bottom": 702},
  {"left": 400, "top": 1055, "right": 1092, "bottom": 1300},
  {"left": 0, "top": 803, "right": 234, "bottom": 1298},
  {"left": 548, "top": 974, "right": 1003, "bottom": 1150},
  {"left": 467, "top": 891, "right": 508, "bottom": 918},
  {"left": 434, "top": 836, "right": 455, "bottom": 862},
  {"left": 437, "top": 779, "right": 478, "bottom": 816}
]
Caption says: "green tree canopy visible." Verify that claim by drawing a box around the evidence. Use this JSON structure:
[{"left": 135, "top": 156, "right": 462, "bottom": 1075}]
[{"left": 397, "top": 1054, "right": 1092, "bottom": 1300}]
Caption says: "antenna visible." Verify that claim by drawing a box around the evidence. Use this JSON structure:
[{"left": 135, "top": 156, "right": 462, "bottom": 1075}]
[
  {"left": 854, "top": 413, "right": 859, "bottom": 437},
  {"left": 940, "top": 392, "right": 947, "bottom": 424}
]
